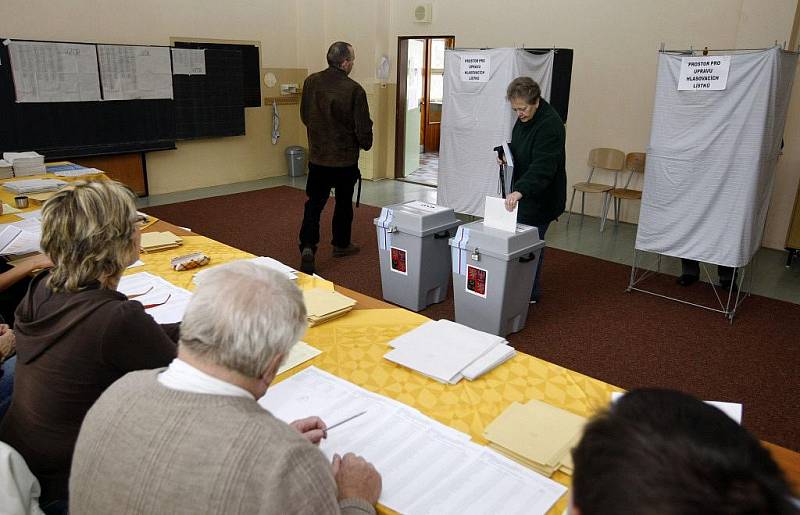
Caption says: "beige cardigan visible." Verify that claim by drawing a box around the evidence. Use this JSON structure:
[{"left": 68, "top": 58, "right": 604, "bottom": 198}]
[{"left": 69, "top": 369, "right": 374, "bottom": 515}]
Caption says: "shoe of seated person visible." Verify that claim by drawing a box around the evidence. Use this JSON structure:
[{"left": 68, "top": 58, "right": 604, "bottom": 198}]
[
  {"left": 720, "top": 279, "right": 738, "bottom": 292},
  {"left": 300, "top": 248, "right": 315, "bottom": 274},
  {"left": 333, "top": 244, "right": 360, "bottom": 258},
  {"left": 676, "top": 274, "right": 699, "bottom": 286}
]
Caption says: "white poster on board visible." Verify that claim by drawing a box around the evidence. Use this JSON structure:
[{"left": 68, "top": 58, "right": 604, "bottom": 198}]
[
  {"left": 460, "top": 54, "right": 490, "bottom": 82},
  {"left": 7, "top": 41, "right": 101, "bottom": 102},
  {"left": 98, "top": 45, "right": 173, "bottom": 100},
  {"left": 171, "top": 48, "right": 206, "bottom": 75},
  {"left": 677, "top": 55, "right": 731, "bottom": 90}
]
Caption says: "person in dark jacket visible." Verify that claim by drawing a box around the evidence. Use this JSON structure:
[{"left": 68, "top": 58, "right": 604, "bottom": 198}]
[
  {"left": 503, "top": 77, "right": 567, "bottom": 303},
  {"left": 0, "top": 180, "right": 179, "bottom": 513},
  {"left": 298, "top": 41, "right": 373, "bottom": 274}
]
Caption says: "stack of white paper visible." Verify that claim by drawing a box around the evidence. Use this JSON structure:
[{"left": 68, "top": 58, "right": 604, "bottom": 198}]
[
  {"left": 248, "top": 256, "right": 298, "bottom": 280},
  {"left": 52, "top": 167, "right": 100, "bottom": 177},
  {"left": 193, "top": 256, "right": 298, "bottom": 286},
  {"left": 117, "top": 272, "right": 192, "bottom": 324},
  {"left": 3, "top": 178, "right": 68, "bottom": 194},
  {"left": 384, "top": 319, "right": 515, "bottom": 383},
  {"left": 0, "top": 225, "right": 41, "bottom": 256},
  {"left": 260, "top": 367, "right": 566, "bottom": 514},
  {"left": 3, "top": 152, "right": 45, "bottom": 177},
  {"left": 0, "top": 160, "right": 13, "bottom": 179}
]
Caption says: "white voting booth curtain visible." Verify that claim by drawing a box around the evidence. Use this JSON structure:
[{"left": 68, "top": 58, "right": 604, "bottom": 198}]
[
  {"left": 438, "top": 49, "right": 553, "bottom": 216},
  {"left": 636, "top": 47, "right": 796, "bottom": 268}
]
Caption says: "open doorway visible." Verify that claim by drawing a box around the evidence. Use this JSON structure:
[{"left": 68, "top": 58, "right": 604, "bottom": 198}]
[{"left": 395, "top": 36, "right": 455, "bottom": 187}]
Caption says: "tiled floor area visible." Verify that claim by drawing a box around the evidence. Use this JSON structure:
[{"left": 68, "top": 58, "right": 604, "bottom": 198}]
[
  {"left": 401, "top": 152, "right": 438, "bottom": 186},
  {"left": 138, "top": 176, "right": 800, "bottom": 305}
]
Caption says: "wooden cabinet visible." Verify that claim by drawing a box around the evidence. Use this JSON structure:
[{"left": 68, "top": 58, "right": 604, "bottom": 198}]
[{"left": 73, "top": 153, "right": 148, "bottom": 196}]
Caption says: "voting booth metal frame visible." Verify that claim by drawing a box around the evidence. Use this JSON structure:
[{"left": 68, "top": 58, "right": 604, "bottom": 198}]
[
  {"left": 624, "top": 44, "right": 799, "bottom": 322},
  {"left": 626, "top": 250, "right": 754, "bottom": 322}
]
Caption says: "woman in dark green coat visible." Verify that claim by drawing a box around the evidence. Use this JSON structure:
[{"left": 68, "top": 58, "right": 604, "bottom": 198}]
[{"left": 503, "top": 77, "right": 567, "bottom": 303}]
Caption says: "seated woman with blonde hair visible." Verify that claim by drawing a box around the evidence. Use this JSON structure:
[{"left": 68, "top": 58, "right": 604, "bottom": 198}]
[{"left": 0, "top": 180, "right": 179, "bottom": 514}]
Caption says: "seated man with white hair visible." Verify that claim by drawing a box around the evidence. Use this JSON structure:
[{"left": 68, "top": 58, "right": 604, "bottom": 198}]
[{"left": 69, "top": 261, "right": 381, "bottom": 514}]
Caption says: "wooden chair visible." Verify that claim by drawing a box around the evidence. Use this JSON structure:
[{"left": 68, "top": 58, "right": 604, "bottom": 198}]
[
  {"left": 600, "top": 152, "right": 646, "bottom": 232},
  {"left": 567, "top": 147, "right": 625, "bottom": 225}
]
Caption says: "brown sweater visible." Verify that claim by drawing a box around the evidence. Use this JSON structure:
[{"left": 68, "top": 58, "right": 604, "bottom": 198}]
[
  {"left": 0, "top": 271, "right": 179, "bottom": 504},
  {"left": 301, "top": 66, "right": 373, "bottom": 167},
  {"left": 70, "top": 370, "right": 375, "bottom": 515}
]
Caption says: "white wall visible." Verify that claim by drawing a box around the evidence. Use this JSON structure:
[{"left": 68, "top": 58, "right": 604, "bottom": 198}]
[{"left": 2, "top": 0, "right": 799, "bottom": 249}]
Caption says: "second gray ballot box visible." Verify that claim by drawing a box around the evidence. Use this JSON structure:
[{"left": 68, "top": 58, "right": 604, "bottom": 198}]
[{"left": 449, "top": 221, "right": 544, "bottom": 336}]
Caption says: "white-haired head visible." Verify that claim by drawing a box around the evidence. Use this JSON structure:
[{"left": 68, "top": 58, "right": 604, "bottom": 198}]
[{"left": 179, "top": 261, "right": 307, "bottom": 378}]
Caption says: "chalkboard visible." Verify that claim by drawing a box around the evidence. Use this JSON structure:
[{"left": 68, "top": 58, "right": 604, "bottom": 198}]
[
  {"left": 174, "top": 41, "right": 261, "bottom": 107},
  {"left": 0, "top": 38, "right": 176, "bottom": 160},
  {"left": 172, "top": 47, "right": 246, "bottom": 140}
]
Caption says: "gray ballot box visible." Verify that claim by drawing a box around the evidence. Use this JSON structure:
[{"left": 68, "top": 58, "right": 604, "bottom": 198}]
[
  {"left": 449, "top": 221, "right": 544, "bottom": 337},
  {"left": 374, "top": 201, "right": 462, "bottom": 311}
]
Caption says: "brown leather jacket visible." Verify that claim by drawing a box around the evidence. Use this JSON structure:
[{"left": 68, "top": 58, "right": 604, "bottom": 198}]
[{"left": 301, "top": 66, "right": 373, "bottom": 167}]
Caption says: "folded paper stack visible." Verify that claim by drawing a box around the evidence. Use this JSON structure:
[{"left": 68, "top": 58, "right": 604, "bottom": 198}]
[
  {"left": 302, "top": 287, "right": 357, "bottom": 326},
  {"left": 483, "top": 399, "right": 586, "bottom": 477}
]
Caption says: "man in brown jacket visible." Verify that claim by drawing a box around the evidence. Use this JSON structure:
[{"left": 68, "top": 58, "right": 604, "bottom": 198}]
[{"left": 298, "top": 41, "right": 373, "bottom": 274}]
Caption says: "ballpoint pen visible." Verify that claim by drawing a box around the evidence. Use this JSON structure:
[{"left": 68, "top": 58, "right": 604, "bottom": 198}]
[{"left": 326, "top": 410, "right": 367, "bottom": 432}]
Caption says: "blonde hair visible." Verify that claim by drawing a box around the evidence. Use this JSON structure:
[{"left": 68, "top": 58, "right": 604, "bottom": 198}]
[{"left": 41, "top": 180, "right": 138, "bottom": 292}]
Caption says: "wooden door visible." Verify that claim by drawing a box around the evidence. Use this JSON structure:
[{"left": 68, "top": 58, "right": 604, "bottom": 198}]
[{"left": 422, "top": 37, "right": 454, "bottom": 153}]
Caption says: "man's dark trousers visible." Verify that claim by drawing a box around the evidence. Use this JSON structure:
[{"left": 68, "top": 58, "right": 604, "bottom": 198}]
[{"left": 299, "top": 162, "right": 360, "bottom": 253}]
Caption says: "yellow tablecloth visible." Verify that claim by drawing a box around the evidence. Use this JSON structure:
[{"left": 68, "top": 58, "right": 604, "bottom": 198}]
[
  {"left": 136, "top": 236, "right": 623, "bottom": 514},
  {"left": 129, "top": 235, "right": 335, "bottom": 292}
]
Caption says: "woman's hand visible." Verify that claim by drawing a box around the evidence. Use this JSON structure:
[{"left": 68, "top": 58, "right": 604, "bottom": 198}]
[{"left": 505, "top": 191, "right": 523, "bottom": 212}]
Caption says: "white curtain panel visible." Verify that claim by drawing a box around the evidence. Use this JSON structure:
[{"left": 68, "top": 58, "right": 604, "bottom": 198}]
[
  {"left": 635, "top": 47, "right": 797, "bottom": 268},
  {"left": 438, "top": 49, "right": 554, "bottom": 216}
]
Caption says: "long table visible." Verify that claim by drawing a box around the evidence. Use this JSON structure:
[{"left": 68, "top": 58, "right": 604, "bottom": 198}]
[
  {"left": 0, "top": 172, "right": 795, "bottom": 512},
  {"left": 136, "top": 220, "right": 799, "bottom": 512}
]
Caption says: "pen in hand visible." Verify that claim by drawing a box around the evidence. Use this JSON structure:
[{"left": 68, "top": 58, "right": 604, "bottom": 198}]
[{"left": 325, "top": 410, "right": 367, "bottom": 434}]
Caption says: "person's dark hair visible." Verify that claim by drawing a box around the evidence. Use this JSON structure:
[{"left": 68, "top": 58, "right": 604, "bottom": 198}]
[
  {"left": 506, "top": 76, "right": 541, "bottom": 104},
  {"left": 571, "top": 389, "right": 796, "bottom": 515},
  {"left": 327, "top": 41, "right": 353, "bottom": 68}
]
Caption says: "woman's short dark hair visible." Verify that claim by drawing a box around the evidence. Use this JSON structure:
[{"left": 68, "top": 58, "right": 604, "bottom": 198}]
[
  {"left": 571, "top": 389, "right": 794, "bottom": 515},
  {"left": 506, "top": 76, "right": 541, "bottom": 104}
]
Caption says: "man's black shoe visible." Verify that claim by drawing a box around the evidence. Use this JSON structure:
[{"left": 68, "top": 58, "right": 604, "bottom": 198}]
[
  {"left": 300, "top": 248, "right": 315, "bottom": 274},
  {"left": 676, "top": 274, "right": 699, "bottom": 286},
  {"left": 333, "top": 244, "right": 360, "bottom": 258}
]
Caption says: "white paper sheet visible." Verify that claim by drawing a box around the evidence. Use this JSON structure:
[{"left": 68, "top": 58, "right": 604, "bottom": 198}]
[
  {"left": 117, "top": 272, "right": 191, "bottom": 324},
  {"left": 406, "top": 445, "right": 566, "bottom": 514},
  {"left": 260, "top": 368, "right": 563, "bottom": 514},
  {"left": 171, "top": 48, "right": 206, "bottom": 75},
  {"left": 0, "top": 225, "right": 41, "bottom": 256},
  {"left": 276, "top": 341, "right": 321, "bottom": 376},
  {"left": 7, "top": 41, "right": 101, "bottom": 102},
  {"left": 483, "top": 195, "right": 518, "bottom": 232},
  {"left": 384, "top": 319, "right": 503, "bottom": 383},
  {"left": 98, "top": 45, "right": 173, "bottom": 100},
  {"left": 610, "top": 391, "right": 743, "bottom": 424}
]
